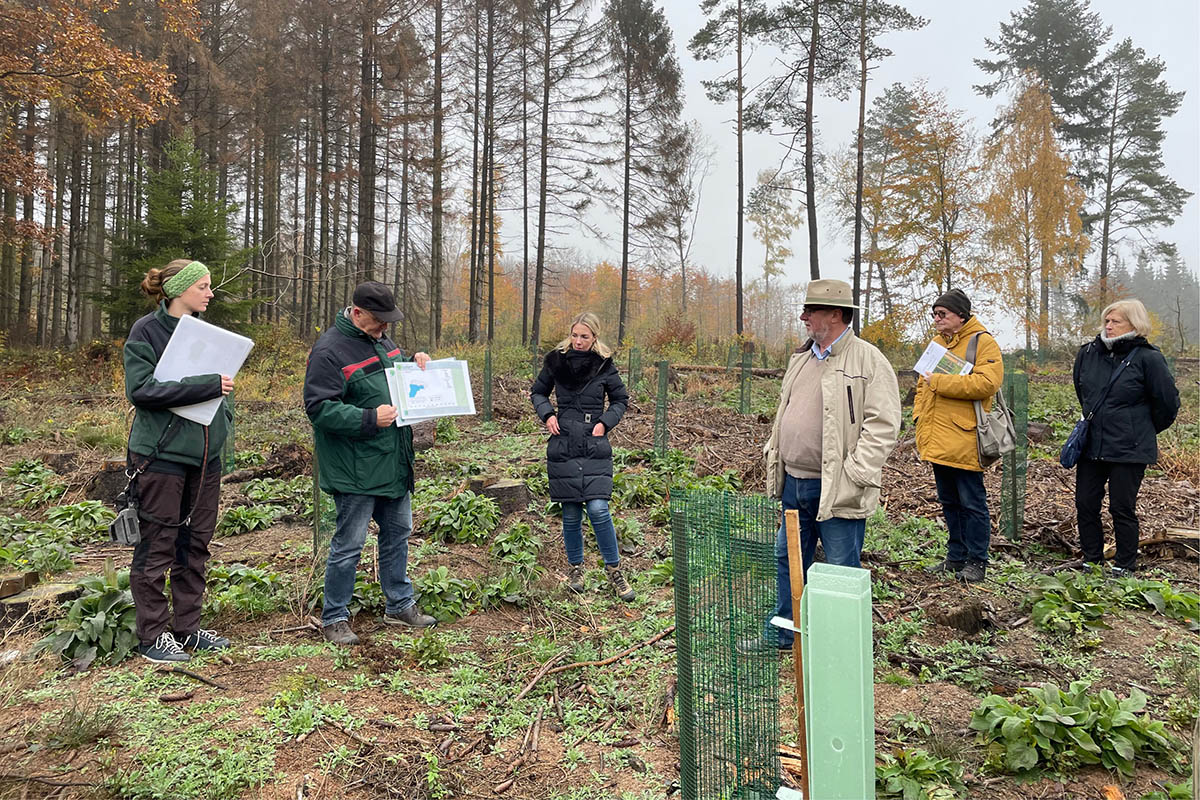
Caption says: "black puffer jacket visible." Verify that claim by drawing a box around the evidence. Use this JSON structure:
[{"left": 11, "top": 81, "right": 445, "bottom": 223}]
[
  {"left": 530, "top": 349, "right": 629, "bottom": 502},
  {"left": 1073, "top": 335, "right": 1179, "bottom": 464}
]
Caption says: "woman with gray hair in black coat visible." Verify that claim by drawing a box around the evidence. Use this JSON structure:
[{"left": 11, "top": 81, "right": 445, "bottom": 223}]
[
  {"left": 1072, "top": 298, "right": 1179, "bottom": 576},
  {"left": 530, "top": 312, "right": 634, "bottom": 602}
]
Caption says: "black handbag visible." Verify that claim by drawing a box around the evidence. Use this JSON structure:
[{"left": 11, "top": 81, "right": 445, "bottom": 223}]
[{"left": 1059, "top": 352, "right": 1134, "bottom": 469}]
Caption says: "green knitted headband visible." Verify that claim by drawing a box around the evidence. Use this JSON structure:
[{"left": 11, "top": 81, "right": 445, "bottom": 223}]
[{"left": 163, "top": 261, "right": 210, "bottom": 298}]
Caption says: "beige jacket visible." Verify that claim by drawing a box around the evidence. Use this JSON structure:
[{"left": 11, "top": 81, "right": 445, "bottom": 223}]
[{"left": 763, "top": 330, "right": 901, "bottom": 521}]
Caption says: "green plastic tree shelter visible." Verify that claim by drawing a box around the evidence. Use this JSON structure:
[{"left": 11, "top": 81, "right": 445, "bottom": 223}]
[{"left": 774, "top": 563, "right": 875, "bottom": 800}]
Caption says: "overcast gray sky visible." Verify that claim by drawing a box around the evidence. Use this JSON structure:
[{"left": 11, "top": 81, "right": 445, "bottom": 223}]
[{"left": 605, "top": 0, "right": 1200, "bottom": 296}]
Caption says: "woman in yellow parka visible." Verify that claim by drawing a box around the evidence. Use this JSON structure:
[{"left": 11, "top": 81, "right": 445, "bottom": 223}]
[{"left": 914, "top": 288, "right": 1004, "bottom": 583}]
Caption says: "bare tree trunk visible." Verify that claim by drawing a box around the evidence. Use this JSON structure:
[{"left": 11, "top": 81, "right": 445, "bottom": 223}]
[
  {"left": 851, "top": 0, "right": 867, "bottom": 331},
  {"left": 803, "top": 0, "right": 820, "bottom": 281},
  {"left": 357, "top": 4, "right": 378, "bottom": 280},
  {"left": 734, "top": 0, "right": 745, "bottom": 333},
  {"left": 617, "top": 51, "right": 631, "bottom": 345},
  {"left": 430, "top": 0, "right": 444, "bottom": 347},
  {"left": 467, "top": 1, "right": 482, "bottom": 342},
  {"left": 531, "top": 0, "right": 552, "bottom": 349},
  {"left": 17, "top": 102, "right": 35, "bottom": 343}
]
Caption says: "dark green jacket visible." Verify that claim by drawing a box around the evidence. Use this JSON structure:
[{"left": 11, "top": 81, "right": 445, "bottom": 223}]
[
  {"left": 124, "top": 302, "right": 232, "bottom": 467},
  {"left": 303, "top": 309, "right": 414, "bottom": 498}
]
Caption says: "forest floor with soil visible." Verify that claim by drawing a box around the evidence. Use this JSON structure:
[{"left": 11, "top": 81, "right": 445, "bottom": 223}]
[{"left": 0, "top": 339, "right": 1196, "bottom": 800}]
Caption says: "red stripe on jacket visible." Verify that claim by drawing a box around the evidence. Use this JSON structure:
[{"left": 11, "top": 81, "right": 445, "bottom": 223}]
[
  {"left": 342, "top": 355, "right": 380, "bottom": 380},
  {"left": 387, "top": 348, "right": 401, "bottom": 358}
]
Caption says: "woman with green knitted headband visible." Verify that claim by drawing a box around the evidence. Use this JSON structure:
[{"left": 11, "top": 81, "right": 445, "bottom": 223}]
[{"left": 122, "top": 257, "right": 235, "bottom": 663}]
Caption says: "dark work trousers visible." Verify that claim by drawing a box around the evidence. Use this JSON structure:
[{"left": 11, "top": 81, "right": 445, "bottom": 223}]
[
  {"left": 130, "top": 460, "right": 222, "bottom": 644},
  {"left": 1075, "top": 458, "right": 1146, "bottom": 571},
  {"left": 932, "top": 464, "right": 991, "bottom": 565}
]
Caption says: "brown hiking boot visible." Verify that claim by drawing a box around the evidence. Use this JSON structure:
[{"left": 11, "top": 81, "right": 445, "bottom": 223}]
[
  {"left": 566, "top": 564, "right": 586, "bottom": 594},
  {"left": 606, "top": 564, "right": 635, "bottom": 602},
  {"left": 322, "top": 620, "right": 360, "bottom": 646}
]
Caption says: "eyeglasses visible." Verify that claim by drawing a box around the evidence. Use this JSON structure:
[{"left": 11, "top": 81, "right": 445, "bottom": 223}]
[{"left": 931, "top": 310, "right": 950, "bottom": 319}]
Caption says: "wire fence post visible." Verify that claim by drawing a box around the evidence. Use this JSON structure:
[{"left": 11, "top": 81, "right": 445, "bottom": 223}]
[
  {"left": 1000, "top": 368, "right": 1029, "bottom": 541},
  {"left": 483, "top": 348, "right": 493, "bottom": 423},
  {"left": 655, "top": 360, "right": 669, "bottom": 455},
  {"left": 740, "top": 349, "right": 752, "bottom": 415}
]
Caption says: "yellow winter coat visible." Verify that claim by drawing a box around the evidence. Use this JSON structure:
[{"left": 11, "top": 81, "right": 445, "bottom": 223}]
[{"left": 913, "top": 315, "right": 1004, "bottom": 472}]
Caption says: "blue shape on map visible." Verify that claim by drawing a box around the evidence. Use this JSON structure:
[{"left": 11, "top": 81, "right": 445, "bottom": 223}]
[{"left": 408, "top": 384, "right": 424, "bottom": 398}]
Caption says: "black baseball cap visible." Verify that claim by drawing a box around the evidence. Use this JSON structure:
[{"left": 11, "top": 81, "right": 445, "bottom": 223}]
[{"left": 352, "top": 281, "right": 403, "bottom": 323}]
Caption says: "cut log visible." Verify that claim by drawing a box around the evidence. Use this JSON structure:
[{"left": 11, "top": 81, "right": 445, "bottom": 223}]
[
  {"left": 670, "top": 363, "right": 784, "bottom": 378},
  {"left": 85, "top": 459, "right": 128, "bottom": 502},
  {"left": 0, "top": 583, "right": 82, "bottom": 621},
  {"left": 0, "top": 571, "right": 38, "bottom": 600}
]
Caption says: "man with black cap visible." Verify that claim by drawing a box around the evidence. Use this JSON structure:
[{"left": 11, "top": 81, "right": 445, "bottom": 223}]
[
  {"left": 914, "top": 287, "right": 1004, "bottom": 583},
  {"left": 304, "top": 281, "right": 438, "bottom": 644},
  {"left": 746, "top": 279, "right": 901, "bottom": 652}
]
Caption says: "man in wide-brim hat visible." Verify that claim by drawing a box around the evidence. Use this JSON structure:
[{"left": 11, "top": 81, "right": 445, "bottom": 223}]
[{"left": 745, "top": 279, "right": 901, "bottom": 652}]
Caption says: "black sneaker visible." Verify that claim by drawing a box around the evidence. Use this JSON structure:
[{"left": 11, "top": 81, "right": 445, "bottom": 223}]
[
  {"left": 958, "top": 562, "right": 987, "bottom": 583},
  {"left": 1110, "top": 566, "right": 1135, "bottom": 579},
  {"left": 924, "top": 558, "right": 965, "bottom": 576},
  {"left": 384, "top": 606, "right": 437, "bottom": 628},
  {"left": 322, "top": 620, "right": 360, "bottom": 646},
  {"left": 179, "top": 628, "right": 230, "bottom": 652},
  {"left": 138, "top": 631, "right": 191, "bottom": 663}
]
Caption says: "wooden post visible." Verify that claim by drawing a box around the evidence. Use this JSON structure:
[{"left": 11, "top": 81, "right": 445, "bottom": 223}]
[{"left": 784, "top": 509, "right": 810, "bottom": 800}]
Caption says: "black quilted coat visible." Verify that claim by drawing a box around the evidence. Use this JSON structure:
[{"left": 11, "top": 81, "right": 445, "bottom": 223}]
[
  {"left": 530, "top": 349, "right": 629, "bottom": 503},
  {"left": 1072, "top": 335, "right": 1179, "bottom": 464}
]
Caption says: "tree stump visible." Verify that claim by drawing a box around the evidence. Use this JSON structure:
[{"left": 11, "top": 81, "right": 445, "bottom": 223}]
[
  {"left": 412, "top": 420, "right": 437, "bottom": 452},
  {"left": 927, "top": 597, "right": 988, "bottom": 635},
  {"left": 1, "top": 583, "right": 83, "bottom": 622},
  {"left": 86, "top": 459, "right": 128, "bottom": 502},
  {"left": 468, "top": 476, "right": 529, "bottom": 515},
  {"left": 39, "top": 451, "right": 78, "bottom": 474},
  {"left": 1026, "top": 421, "right": 1053, "bottom": 443}
]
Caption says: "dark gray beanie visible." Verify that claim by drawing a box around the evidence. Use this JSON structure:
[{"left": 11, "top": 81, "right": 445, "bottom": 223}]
[{"left": 933, "top": 288, "right": 971, "bottom": 320}]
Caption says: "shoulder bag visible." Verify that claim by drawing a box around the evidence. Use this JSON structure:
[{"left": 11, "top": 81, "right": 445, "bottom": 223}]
[
  {"left": 966, "top": 332, "right": 1017, "bottom": 468},
  {"left": 1059, "top": 350, "right": 1134, "bottom": 469}
]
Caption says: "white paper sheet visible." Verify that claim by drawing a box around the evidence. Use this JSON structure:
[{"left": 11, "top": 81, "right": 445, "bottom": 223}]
[
  {"left": 385, "top": 358, "right": 475, "bottom": 422},
  {"left": 153, "top": 314, "right": 254, "bottom": 425},
  {"left": 914, "top": 340, "right": 972, "bottom": 377}
]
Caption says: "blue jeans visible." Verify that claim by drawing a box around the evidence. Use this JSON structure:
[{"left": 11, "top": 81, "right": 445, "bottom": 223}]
[
  {"left": 932, "top": 464, "right": 990, "bottom": 565},
  {"left": 561, "top": 499, "right": 620, "bottom": 567},
  {"left": 322, "top": 492, "right": 414, "bottom": 625},
  {"left": 768, "top": 474, "right": 866, "bottom": 647}
]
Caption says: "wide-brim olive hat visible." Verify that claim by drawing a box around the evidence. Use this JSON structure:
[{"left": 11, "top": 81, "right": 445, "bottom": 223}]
[{"left": 803, "top": 279, "right": 858, "bottom": 309}]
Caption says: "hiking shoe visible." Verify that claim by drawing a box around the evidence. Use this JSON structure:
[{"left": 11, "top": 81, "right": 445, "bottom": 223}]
[
  {"left": 1110, "top": 566, "right": 1135, "bottom": 579},
  {"left": 958, "top": 562, "right": 987, "bottom": 583},
  {"left": 566, "top": 564, "right": 586, "bottom": 594},
  {"left": 322, "top": 620, "right": 360, "bottom": 646},
  {"left": 606, "top": 565, "right": 635, "bottom": 602},
  {"left": 735, "top": 636, "right": 790, "bottom": 655},
  {"left": 138, "top": 631, "right": 191, "bottom": 664},
  {"left": 924, "top": 558, "right": 965, "bottom": 576},
  {"left": 179, "top": 628, "right": 230, "bottom": 652},
  {"left": 383, "top": 606, "right": 437, "bottom": 628}
]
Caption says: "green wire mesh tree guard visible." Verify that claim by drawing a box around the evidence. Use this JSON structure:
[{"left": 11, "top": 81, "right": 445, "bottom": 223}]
[
  {"left": 483, "top": 348, "right": 493, "bottom": 423},
  {"left": 1000, "top": 368, "right": 1029, "bottom": 541},
  {"left": 628, "top": 346, "right": 642, "bottom": 395},
  {"left": 726, "top": 342, "right": 738, "bottom": 373},
  {"left": 222, "top": 389, "right": 236, "bottom": 473},
  {"left": 671, "top": 489, "right": 781, "bottom": 800},
  {"left": 740, "top": 351, "right": 752, "bottom": 415},
  {"left": 655, "top": 360, "right": 669, "bottom": 455}
]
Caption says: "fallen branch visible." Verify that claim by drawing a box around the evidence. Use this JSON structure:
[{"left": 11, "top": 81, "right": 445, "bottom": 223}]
[
  {"left": 517, "top": 626, "right": 675, "bottom": 700},
  {"left": 512, "top": 651, "right": 567, "bottom": 702},
  {"left": 156, "top": 666, "right": 229, "bottom": 690},
  {"left": 158, "top": 690, "right": 194, "bottom": 703},
  {"left": 268, "top": 622, "right": 319, "bottom": 635}
]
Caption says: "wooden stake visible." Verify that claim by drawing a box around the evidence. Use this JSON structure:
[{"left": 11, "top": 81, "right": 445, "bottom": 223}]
[{"left": 784, "top": 509, "right": 810, "bottom": 800}]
